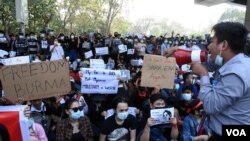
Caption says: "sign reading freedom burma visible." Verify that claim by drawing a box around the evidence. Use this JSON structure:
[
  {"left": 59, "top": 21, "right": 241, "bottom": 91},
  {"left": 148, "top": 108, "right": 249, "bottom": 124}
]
[
  {"left": 141, "top": 54, "right": 176, "bottom": 89},
  {"left": 0, "top": 60, "right": 71, "bottom": 102}
]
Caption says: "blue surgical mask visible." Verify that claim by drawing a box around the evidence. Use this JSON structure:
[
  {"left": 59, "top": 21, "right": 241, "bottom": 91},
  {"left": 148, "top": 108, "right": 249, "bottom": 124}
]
[
  {"left": 175, "top": 84, "right": 180, "bottom": 90},
  {"left": 182, "top": 93, "right": 192, "bottom": 101},
  {"left": 70, "top": 110, "right": 81, "bottom": 120},
  {"left": 215, "top": 52, "right": 223, "bottom": 66},
  {"left": 117, "top": 111, "right": 129, "bottom": 120}
]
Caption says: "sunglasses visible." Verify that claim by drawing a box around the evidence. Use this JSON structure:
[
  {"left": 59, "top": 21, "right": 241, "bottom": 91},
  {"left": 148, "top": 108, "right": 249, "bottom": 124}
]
[{"left": 70, "top": 106, "right": 83, "bottom": 112}]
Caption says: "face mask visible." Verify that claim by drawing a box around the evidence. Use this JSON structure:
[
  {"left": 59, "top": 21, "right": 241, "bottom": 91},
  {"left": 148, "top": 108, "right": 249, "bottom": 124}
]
[
  {"left": 40, "top": 34, "right": 45, "bottom": 37},
  {"left": 19, "top": 35, "right": 24, "bottom": 38},
  {"left": 60, "top": 36, "right": 64, "bottom": 40},
  {"left": 182, "top": 93, "right": 192, "bottom": 101},
  {"left": 71, "top": 36, "right": 75, "bottom": 39},
  {"left": 28, "top": 118, "right": 34, "bottom": 128},
  {"left": 70, "top": 110, "right": 81, "bottom": 120},
  {"left": 117, "top": 111, "right": 129, "bottom": 120},
  {"left": 54, "top": 41, "right": 58, "bottom": 45},
  {"left": 175, "top": 84, "right": 180, "bottom": 90},
  {"left": 215, "top": 51, "right": 223, "bottom": 66},
  {"left": 140, "top": 40, "right": 144, "bottom": 43},
  {"left": 0, "top": 34, "right": 3, "bottom": 37},
  {"left": 164, "top": 40, "right": 168, "bottom": 43},
  {"left": 30, "top": 36, "right": 35, "bottom": 39},
  {"left": 50, "top": 32, "right": 54, "bottom": 35},
  {"left": 179, "top": 75, "right": 183, "bottom": 80}
]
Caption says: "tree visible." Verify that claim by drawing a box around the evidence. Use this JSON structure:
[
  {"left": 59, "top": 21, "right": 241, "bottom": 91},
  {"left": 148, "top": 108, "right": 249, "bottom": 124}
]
[
  {"left": 0, "top": 0, "right": 17, "bottom": 34},
  {"left": 218, "top": 8, "right": 245, "bottom": 24},
  {"left": 131, "top": 17, "right": 154, "bottom": 34},
  {"left": 111, "top": 17, "right": 131, "bottom": 35},
  {"left": 103, "top": 0, "right": 126, "bottom": 34}
]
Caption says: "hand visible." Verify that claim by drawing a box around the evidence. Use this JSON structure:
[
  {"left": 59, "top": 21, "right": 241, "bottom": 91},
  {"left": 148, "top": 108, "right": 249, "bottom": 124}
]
[
  {"left": 24, "top": 105, "right": 31, "bottom": 118},
  {"left": 151, "top": 85, "right": 160, "bottom": 95},
  {"left": 191, "top": 63, "right": 208, "bottom": 77},
  {"left": 146, "top": 118, "right": 154, "bottom": 127},
  {"left": 197, "top": 135, "right": 209, "bottom": 141},
  {"left": 170, "top": 117, "right": 177, "bottom": 125},
  {"left": 163, "top": 46, "right": 178, "bottom": 57}
]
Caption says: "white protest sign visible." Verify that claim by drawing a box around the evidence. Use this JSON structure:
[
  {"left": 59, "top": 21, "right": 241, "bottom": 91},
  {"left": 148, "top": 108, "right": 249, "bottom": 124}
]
[
  {"left": 127, "top": 49, "right": 135, "bottom": 55},
  {"left": 90, "top": 59, "right": 106, "bottom": 69},
  {"left": 150, "top": 107, "right": 174, "bottom": 125},
  {"left": 81, "top": 68, "right": 121, "bottom": 94},
  {"left": 120, "top": 70, "right": 131, "bottom": 81},
  {"left": 0, "top": 49, "right": 9, "bottom": 58},
  {"left": 0, "top": 56, "right": 30, "bottom": 66},
  {"left": 0, "top": 105, "right": 30, "bottom": 141},
  {"left": 130, "top": 59, "right": 143, "bottom": 66},
  {"left": 118, "top": 44, "right": 127, "bottom": 53},
  {"left": 85, "top": 50, "right": 93, "bottom": 59},
  {"left": 82, "top": 42, "right": 90, "bottom": 49},
  {"left": 95, "top": 47, "right": 109, "bottom": 55},
  {"left": 105, "top": 107, "right": 137, "bottom": 119}
]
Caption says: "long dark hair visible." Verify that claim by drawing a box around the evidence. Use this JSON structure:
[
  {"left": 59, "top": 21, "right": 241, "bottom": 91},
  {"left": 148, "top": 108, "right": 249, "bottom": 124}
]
[{"left": 0, "top": 124, "right": 10, "bottom": 141}]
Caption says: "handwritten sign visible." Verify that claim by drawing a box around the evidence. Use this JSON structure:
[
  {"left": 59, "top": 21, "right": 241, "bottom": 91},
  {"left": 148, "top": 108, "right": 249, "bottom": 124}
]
[
  {"left": 0, "top": 56, "right": 30, "bottom": 66},
  {"left": 141, "top": 54, "right": 176, "bottom": 89},
  {"left": 118, "top": 44, "right": 127, "bottom": 53},
  {"left": 0, "top": 105, "right": 30, "bottom": 141},
  {"left": 90, "top": 59, "right": 106, "bottom": 69},
  {"left": 0, "top": 60, "right": 71, "bottom": 102},
  {"left": 81, "top": 68, "right": 120, "bottom": 94},
  {"left": 105, "top": 107, "right": 137, "bottom": 119},
  {"left": 84, "top": 50, "right": 93, "bottom": 59},
  {"left": 150, "top": 107, "right": 174, "bottom": 125},
  {"left": 95, "top": 47, "right": 109, "bottom": 55}
]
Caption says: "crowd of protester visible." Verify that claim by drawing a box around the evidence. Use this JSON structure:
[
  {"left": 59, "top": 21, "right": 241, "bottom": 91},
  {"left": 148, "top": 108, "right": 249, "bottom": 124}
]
[{"left": 1, "top": 21, "right": 249, "bottom": 141}]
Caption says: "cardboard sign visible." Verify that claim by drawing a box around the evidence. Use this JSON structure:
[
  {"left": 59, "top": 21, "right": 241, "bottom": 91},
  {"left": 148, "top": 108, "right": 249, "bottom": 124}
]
[
  {"left": 95, "top": 47, "right": 109, "bottom": 55},
  {"left": 118, "top": 44, "right": 127, "bottom": 53},
  {"left": 0, "top": 56, "right": 30, "bottom": 66},
  {"left": 90, "top": 59, "right": 106, "bottom": 69},
  {"left": 81, "top": 68, "right": 120, "bottom": 94},
  {"left": 150, "top": 107, "right": 174, "bottom": 125},
  {"left": 0, "top": 60, "right": 71, "bottom": 102},
  {"left": 0, "top": 105, "right": 30, "bottom": 141},
  {"left": 84, "top": 50, "right": 93, "bottom": 59},
  {"left": 105, "top": 107, "right": 137, "bottom": 119},
  {"left": 141, "top": 54, "right": 176, "bottom": 89}
]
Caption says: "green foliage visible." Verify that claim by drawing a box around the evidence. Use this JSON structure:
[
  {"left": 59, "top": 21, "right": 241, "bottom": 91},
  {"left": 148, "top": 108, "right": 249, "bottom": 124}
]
[{"left": 218, "top": 8, "right": 245, "bottom": 24}]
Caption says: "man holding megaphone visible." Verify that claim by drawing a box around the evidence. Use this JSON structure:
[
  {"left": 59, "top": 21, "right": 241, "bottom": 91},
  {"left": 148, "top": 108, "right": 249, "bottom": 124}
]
[{"left": 165, "top": 22, "right": 250, "bottom": 141}]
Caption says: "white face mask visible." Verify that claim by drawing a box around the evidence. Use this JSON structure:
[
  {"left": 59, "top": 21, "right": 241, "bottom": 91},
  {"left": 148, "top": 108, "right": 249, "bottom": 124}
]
[
  {"left": 40, "top": 34, "right": 45, "bottom": 37},
  {"left": 60, "top": 36, "right": 64, "bottom": 40},
  {"left": 182, "top": 93, "right": 192, "bottom": 101},
  {"left": 71, "top": 35, "right": 75, "bottom": 39},
  {"left": 19, "top": 35, "right": 24, "bottom": 38},
  {"left": 215, "top": 44, "right": 224, "bottom": 66}
]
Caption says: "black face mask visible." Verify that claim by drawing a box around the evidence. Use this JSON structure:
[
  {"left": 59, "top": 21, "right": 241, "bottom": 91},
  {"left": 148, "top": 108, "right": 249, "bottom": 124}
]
[{"left": 154, "top": 106, "right": 166, "bottom": 109}]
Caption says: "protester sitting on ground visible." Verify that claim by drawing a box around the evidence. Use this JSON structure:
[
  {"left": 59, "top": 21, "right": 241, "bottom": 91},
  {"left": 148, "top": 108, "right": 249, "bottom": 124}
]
[
  {"left": 99, "top": 96, "right": 137, "bottom": 141},
  {"left": 56, "top": 99, "right": 93, "bottom": 141}
]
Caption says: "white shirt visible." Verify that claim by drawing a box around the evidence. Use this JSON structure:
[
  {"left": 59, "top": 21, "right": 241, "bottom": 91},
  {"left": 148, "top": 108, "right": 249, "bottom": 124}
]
[{"left": 50, "top": 45, "right": 64, "bottom": 61}]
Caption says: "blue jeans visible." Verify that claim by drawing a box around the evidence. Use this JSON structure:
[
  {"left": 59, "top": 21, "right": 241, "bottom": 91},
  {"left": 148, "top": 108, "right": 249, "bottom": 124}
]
[{"left": 69, "top": 50, "right": 77, "bottom": 62}]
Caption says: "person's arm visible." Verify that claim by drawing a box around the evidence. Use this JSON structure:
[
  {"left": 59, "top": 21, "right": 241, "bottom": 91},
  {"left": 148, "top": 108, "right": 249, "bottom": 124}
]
[
  {"left": 130, "top": 129, "right": 136, "bottom": 141},
  {"left": 199, "top": 74, "right": 244, "bottom": 114},
  {"left": 170, "top": 117, "right": 179, "bottom": 140},
  {"left": 99, "top": 134, "right": 106, "bottom": 141},
  {"left": 140, "top": 118, "right": 154, "bottom": 141},
  {"left": 182, "top": 117, "right": 195, "bottom": 141}
]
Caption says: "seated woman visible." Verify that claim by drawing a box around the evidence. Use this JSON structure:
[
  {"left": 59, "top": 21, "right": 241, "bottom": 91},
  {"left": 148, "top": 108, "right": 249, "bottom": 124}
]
[
  {"left": 99, "top": 96, "right": 137, "bottom": 141},
  {"left": 182, "top": 99, "right": 211, "bottom": 141},
  {"left": 56, "top": 99, "right": 93, "bottom": 141}
]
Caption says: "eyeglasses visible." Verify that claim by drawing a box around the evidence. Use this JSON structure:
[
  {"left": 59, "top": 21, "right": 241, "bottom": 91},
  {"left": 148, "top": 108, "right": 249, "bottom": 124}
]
[{"left": 70, "top": 106, "right": 83, "bottom": 112}]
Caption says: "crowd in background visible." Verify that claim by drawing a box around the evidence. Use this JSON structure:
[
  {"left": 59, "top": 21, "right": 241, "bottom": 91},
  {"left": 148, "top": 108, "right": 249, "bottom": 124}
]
[{"left": 0, "top": 28, "right": 213, "bottom": 141}]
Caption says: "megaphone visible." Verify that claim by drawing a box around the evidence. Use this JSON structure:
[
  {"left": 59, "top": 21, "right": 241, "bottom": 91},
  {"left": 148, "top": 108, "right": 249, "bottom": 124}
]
[{"left": 174, "top": 49, "right": 207, "bottom": 65}]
